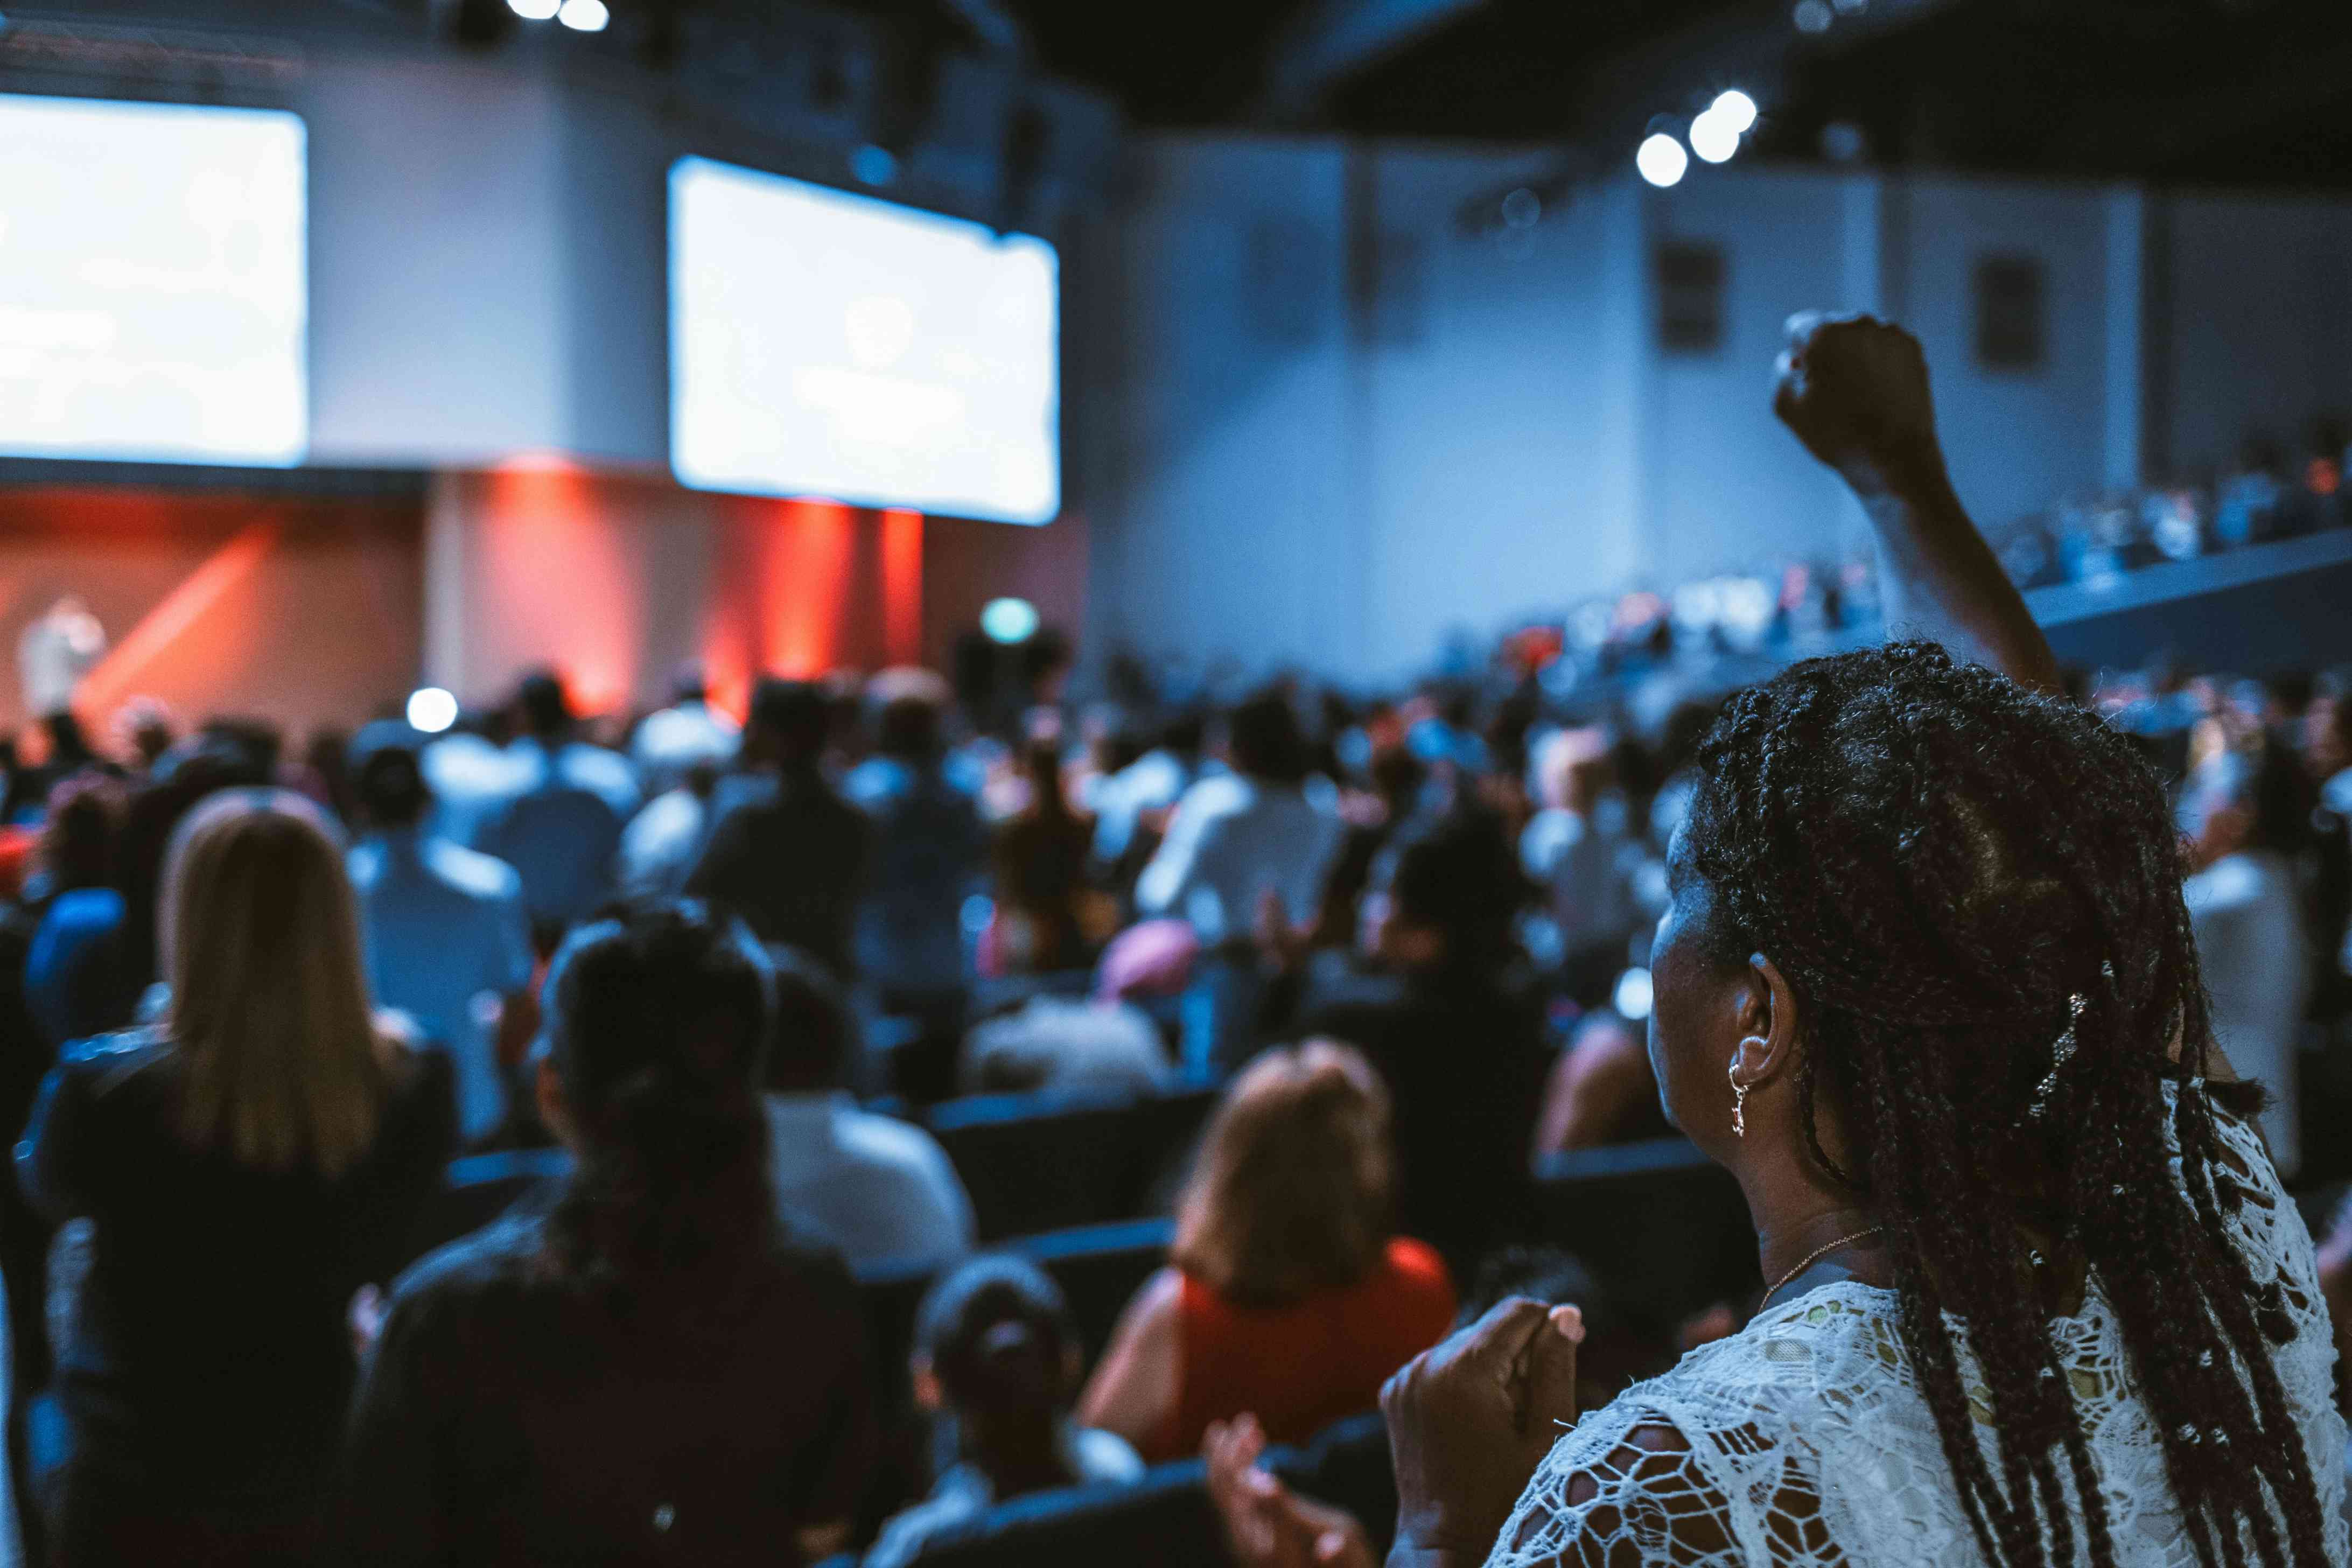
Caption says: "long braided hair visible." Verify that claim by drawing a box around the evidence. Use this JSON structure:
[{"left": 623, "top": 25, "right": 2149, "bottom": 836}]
[{"left": 1680, "top": 640, "right": 2330, "bottom": 1568}]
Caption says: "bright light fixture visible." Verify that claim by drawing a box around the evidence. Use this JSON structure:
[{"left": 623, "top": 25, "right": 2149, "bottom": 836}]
[
  {"left": 1690, "top": 109, "right": 1740, "bottom": 164},
  {"left": 508, "top": 0, "right": 559, "bottom": 17},
  {"left": 981, "top": 597, "right": 1041, "bottom": 645},
  {"left": 1635, "top": 132, "right": 1689, "bottom": 188},
  {"left": 1710, "top": 89, "right": 1759, "bottom": 134},
  {"left": 557, "top": 0, "right": 608, "bottom": 31},
  {"left": 1614, "top": 967, "right": 1655, "bottom": 1021},
  {"left": 406, "top": 687, "right": 459, "bottom": 734}
]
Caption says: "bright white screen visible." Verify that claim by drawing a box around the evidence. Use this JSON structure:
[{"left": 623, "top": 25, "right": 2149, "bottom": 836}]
[
  {"left": 670, "top": 156, "right": 1058, "bottom": 524},
  {"left": 0, "top": 94, "right": 306, "bottom": 466}
]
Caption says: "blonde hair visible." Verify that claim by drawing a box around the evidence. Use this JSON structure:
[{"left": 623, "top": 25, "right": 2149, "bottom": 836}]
[
  {"left": 1171, "top": 1040, "right": 1395, "bottom": 1308},
  {"left": 162, "top": 789, "right": 387, "bottom": 1177}
]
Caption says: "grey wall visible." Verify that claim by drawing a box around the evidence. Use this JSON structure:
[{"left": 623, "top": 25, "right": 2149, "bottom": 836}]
[
  {"left": 1077, "top": 134, "right": 2352, "bottom": 683},
  {"left": 96, "top": 58, "right": 2352, "bottom": 680}
]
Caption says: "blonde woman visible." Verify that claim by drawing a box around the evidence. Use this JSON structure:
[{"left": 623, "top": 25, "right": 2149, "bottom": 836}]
[{"left": 18, "top": 789, "right": 454, "bottom": 1567}]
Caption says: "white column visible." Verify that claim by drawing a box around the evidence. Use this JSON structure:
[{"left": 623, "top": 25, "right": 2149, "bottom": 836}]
[{"left": 422, "top": 470, "right": 469, "bottom": 698}]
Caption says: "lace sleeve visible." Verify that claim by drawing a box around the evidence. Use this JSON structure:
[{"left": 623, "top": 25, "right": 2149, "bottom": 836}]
[{"left": 1487, "top": 1385, "right": 1798, "bottom": 1568}]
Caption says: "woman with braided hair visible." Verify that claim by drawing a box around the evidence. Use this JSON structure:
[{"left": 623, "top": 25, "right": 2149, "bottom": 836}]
[{"left": 1233, "top": 313, "right": 2352, "bottom": 1568}]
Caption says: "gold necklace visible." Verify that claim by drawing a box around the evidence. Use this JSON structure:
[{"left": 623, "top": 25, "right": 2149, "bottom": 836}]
[{"left": 1759, "top": 1224, "right": 1885, "bottom": 1308}]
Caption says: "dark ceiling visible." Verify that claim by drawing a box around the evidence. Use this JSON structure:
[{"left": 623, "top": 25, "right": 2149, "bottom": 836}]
[
  {"left": 976, "top": 0, "right": 2352, "bottom": 188},
  {"left": 18, "top": 0, "right": 2350, "bottom": 188}
]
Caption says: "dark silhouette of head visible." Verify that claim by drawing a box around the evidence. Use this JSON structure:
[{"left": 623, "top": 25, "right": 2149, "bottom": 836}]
[
  {"left": 867, "top": 668, "right": 953, "bottom": 762},
  {"left": 762, "top": 944, "right": 855, "bottom": 1095},
  {"left": 539, "top": 900, "right": 778, "bottom": 1300},
  {"left": 748, "top": 678, "right": 830, "bottom": 771},
  {"left": 353, "top": 741, "right": 431, "bottom": 831},
  {"left": 515, "top": 669, "right": 574, "bottom": 743},
  {"left": 1225, "top": 688, "right": 1309, "bottom": 787}
]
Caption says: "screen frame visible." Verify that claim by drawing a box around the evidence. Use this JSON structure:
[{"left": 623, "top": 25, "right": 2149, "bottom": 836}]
[
  {"left": 666, "top": 153, "right": 1061, "bottom": 526},
  {"left": 0, "top": 89, "right": 310, "bottom": 468}
]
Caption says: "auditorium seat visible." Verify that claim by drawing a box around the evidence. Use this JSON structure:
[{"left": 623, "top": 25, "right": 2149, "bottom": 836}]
[
  {"left": 1006, "top": 1217, "right": 1173, "bottom": 1362},
  {"left": 1532, "top": 1136, "right": 1758, "bottom": 1332},
  {"left": 925, "top": 1086, "right": 1216, "bottom": 1242},
  {"left": 825, "top": 1409, "right": 1394, "bottom": 1568}
]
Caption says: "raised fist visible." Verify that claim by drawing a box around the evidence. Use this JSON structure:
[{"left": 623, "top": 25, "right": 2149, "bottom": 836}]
[{"left": 1772, "top": 312, "right": 1942, "bottom": 490}]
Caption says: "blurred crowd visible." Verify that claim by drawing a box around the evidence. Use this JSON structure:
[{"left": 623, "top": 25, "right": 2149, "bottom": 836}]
[{"left": 0, "top": 611, "right": 2344, "bottom": 1565}]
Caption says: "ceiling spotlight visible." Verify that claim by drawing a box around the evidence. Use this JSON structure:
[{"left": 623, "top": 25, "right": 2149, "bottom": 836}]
[
  {"left": 1794, "top": 0, "right": 1833, "bottom": 32},
  {"left": 508, "top": 0, "right": 559, "bottom": 16},
  {"left": 557, "top": 0, "right": 607, "bottom": 31},
  {"left": 1636, "top": 132, "right": 1689, "bottom": 188},
  {"left": 1709, "top": 89, "right": 1759, "bottom": 135},
  {"left": 1690, "top": 109, "right": 1740, "bottom": 164},
  {"left": 406, "top": 687, "right": 459, "bottom": 734}
]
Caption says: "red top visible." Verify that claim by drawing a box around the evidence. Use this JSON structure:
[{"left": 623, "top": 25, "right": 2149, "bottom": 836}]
[{"left": 1153, "top": 1236, "right": 1457, "bottom": 1462}]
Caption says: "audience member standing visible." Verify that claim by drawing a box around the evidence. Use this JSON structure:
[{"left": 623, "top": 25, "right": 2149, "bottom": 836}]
[
  {"left": 1080, "top": 1042, "right": 1454, "bottom": 1463},
  {"left": 0, "top": 776, "right": 129, "bottom": 1405},
  {"left": 1137, "top": 691, "right": 1342, "bottom": 946},
  {"left": 20, "top": 776, "right": 138, "bottom": 1050},
  {"left": 985, "top": 732, "right": 1101, "bottom": 975},
  {"left": 761, "top": 948, "right": 974, "bottom": 1271},
  {"left": 1137, "top": 690, "right": 1344, "bottom": 1076},
  {"left": 1287, "top": 809, "right": 1550, "bottom": 1275},
  {"left": 346, "top": 731, "right": 536, "bottom": 1147},
  {"left": 476, "top": 671, "right": 635, "bottom": 942},
  {"left": 844, "top": 670, "right": 986, "bottom": 1092},
  {"left": 2182, "top": 746, "right": 2313, "bottom": 1176},
  {"left": 685, "top": 681, "right": 870, "bottom": 977},
  {"left": 20, "top": 790, "right": 455, "bottom": 1566},
  {"left": 1091, "top": 711, "right": 1205, "bottom": 873},
  {"left": 617, "top": 759, "right": 722, "bottom": 900},
  {"left": 629, "top": 664, "right": 738, "bottom": 798},
  {"left": 343, "top": 902, "right": 875, "bottom": 1568},
  {"left": 1518, "top": 726, "right": 1643, "bottom": 1007}
]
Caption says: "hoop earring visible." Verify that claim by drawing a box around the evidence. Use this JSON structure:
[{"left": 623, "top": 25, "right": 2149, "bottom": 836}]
[{"left": 1730, "top": 1058, "right": 1749, "bottom": 1139}]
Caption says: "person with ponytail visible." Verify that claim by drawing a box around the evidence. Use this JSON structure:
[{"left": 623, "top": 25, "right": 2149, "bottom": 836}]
[
  {"left": 1334, "top": 316, "right": 2347, "bottom": 1568},
  {"left": 342, "top": 900, "right": 876, "bottom": 1567},
  {"left": 865, "top": 1255, "right": 1146, "bottom": 1568},
  {"left": 18, "top": 789, "right": 456, "bottom": 1566}
]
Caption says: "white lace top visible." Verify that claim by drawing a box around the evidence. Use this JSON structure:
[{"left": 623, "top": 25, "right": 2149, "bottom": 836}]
[{"left": 1491, "top": 1095, "right": 2350, "bottom": 1566}]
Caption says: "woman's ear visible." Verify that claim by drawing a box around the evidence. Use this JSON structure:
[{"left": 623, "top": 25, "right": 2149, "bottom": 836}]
[{"left": 1732, "top": 953, "right": 1804, "bottom": 1087}]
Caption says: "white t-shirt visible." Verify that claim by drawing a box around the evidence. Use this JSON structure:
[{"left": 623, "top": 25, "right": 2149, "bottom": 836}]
[
  {"left": 764, "top": 1093, "right": 976, "bottom": 1271},
  {"left": 1133, "top": 773, "right": 1345, "bottom": 946}
]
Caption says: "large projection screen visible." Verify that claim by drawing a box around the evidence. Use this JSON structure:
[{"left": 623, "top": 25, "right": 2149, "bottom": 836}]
[
  {"left": 0, "top": 94, "right": 307, "bottom": 466},
  {"left": 670, "top": 157, "right": 1059, "bottom": 524}
]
